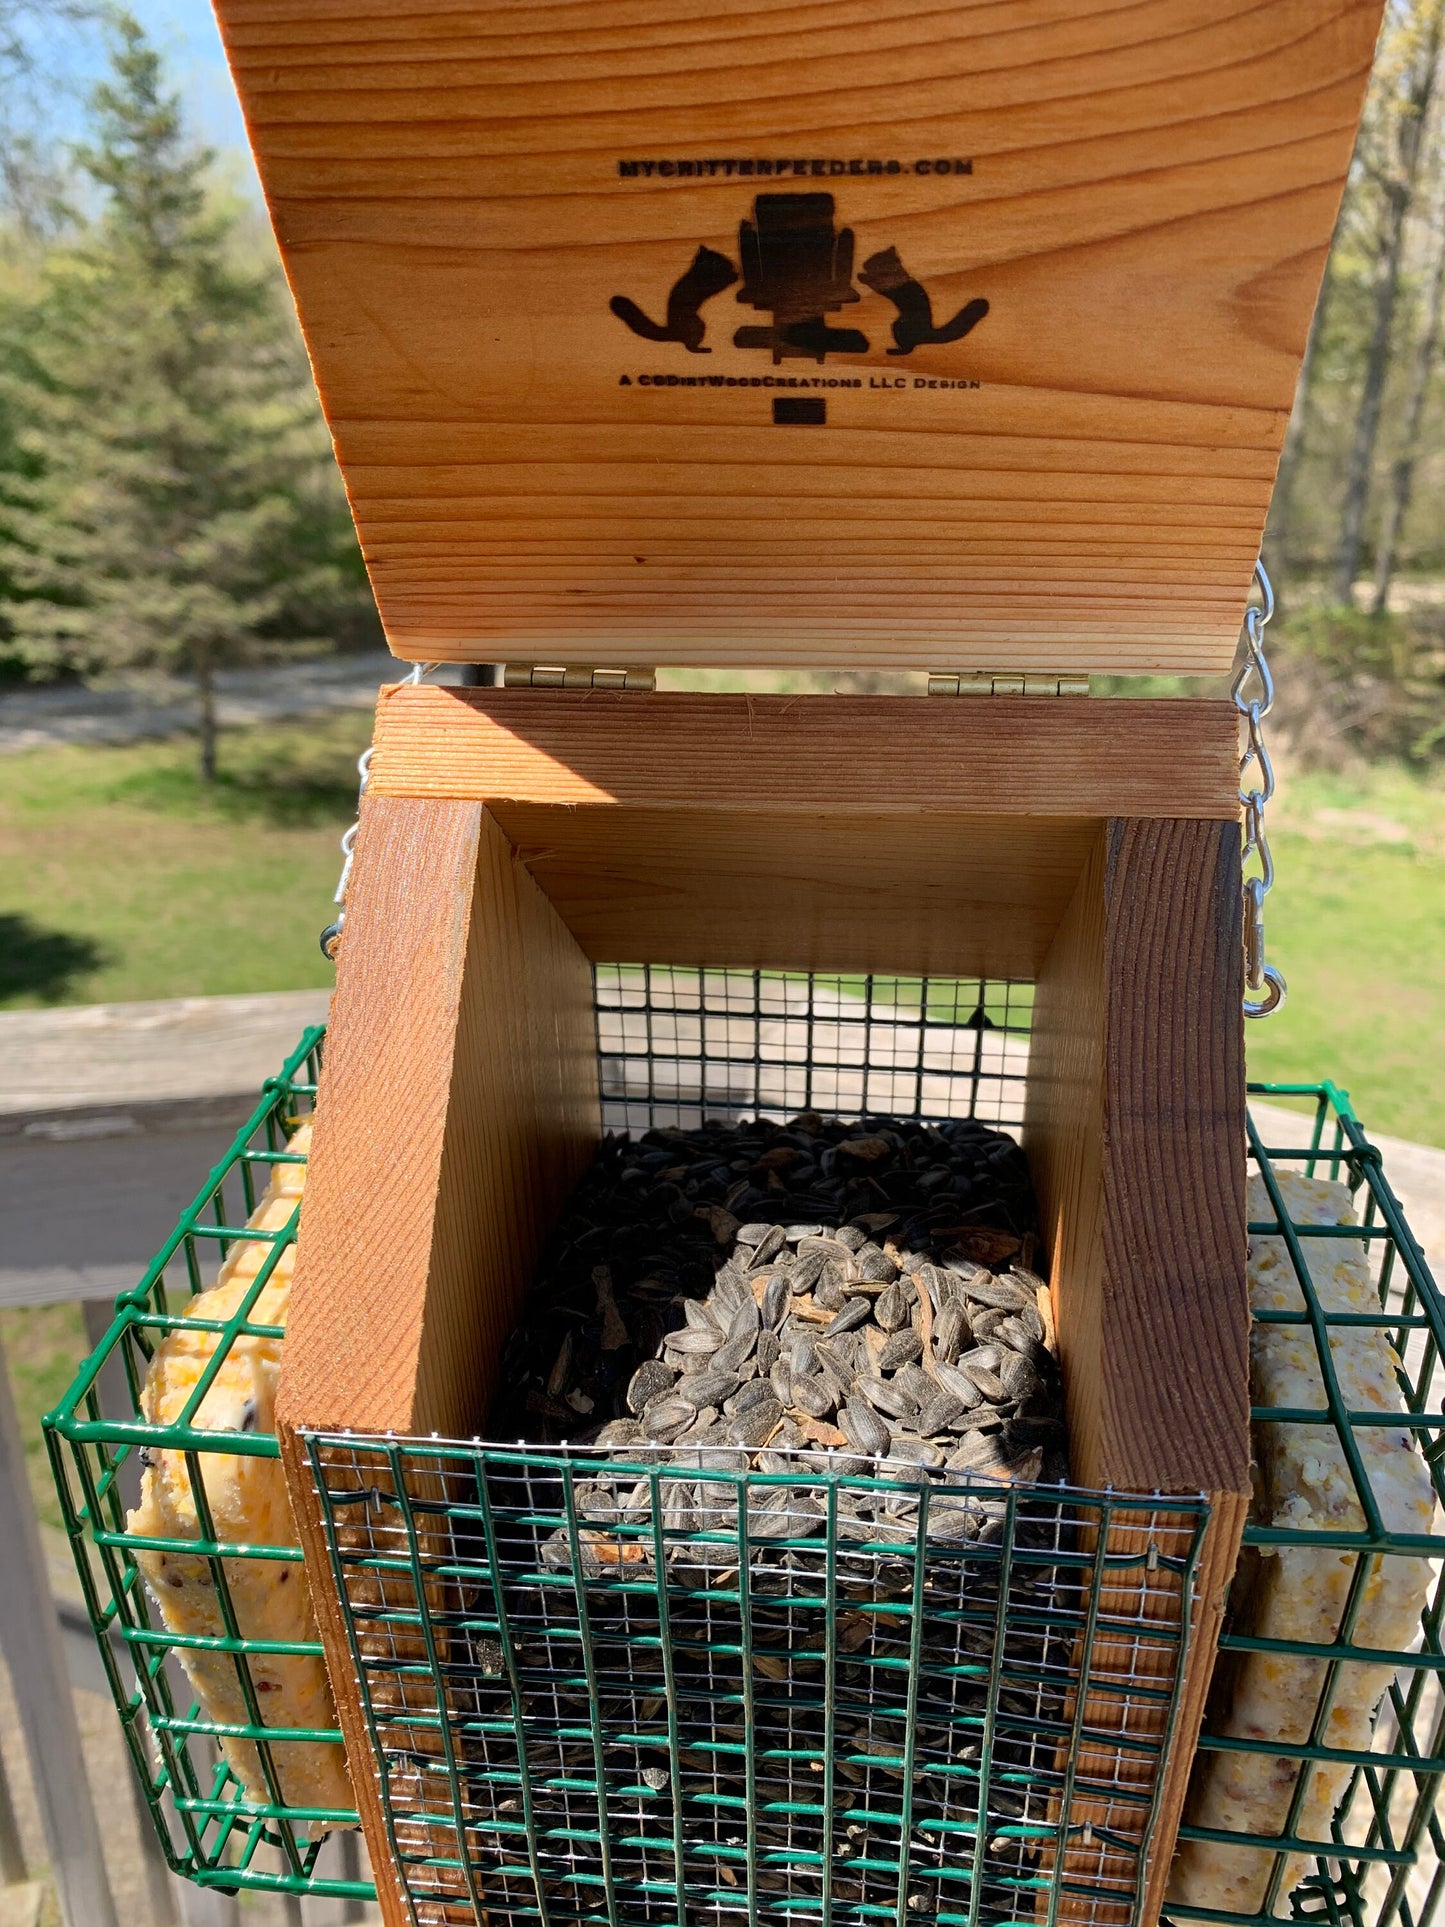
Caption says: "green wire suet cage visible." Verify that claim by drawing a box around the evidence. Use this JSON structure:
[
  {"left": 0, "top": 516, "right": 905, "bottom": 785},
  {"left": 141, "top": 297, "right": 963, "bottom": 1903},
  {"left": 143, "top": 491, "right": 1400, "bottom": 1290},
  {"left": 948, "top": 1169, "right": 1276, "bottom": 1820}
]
[
  {"left": 41, "top": 974, "right": 1445, "bottom": 1925},
  {"left": 43, "top": 1028, "right": 368, "bottom": 1907},
  {"left": 1169, "top": 1094, "right": 1445, "bottom": 1927}
]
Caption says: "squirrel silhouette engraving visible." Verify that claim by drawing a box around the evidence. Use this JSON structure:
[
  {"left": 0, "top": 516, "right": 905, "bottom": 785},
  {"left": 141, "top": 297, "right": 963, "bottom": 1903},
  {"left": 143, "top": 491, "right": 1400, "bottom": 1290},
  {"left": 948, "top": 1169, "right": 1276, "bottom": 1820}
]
[
  {"left": 859, "top": 247, "right": 989, "bottom": 356},
  {"left": 609, "top": 245, "right": 738, "bottom": 353}
]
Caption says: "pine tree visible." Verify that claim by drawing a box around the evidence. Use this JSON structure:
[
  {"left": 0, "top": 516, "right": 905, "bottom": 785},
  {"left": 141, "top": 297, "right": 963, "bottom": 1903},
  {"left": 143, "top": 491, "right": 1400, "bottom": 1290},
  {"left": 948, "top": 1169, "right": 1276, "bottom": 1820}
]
[{"left": 0, "top": 15, "right": 370, "bottom": 778}]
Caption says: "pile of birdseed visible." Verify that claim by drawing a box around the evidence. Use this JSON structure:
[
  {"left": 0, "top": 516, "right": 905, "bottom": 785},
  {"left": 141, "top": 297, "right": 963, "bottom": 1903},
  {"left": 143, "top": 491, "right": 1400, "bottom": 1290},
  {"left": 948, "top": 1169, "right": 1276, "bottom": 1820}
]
[
  {"left": 461, "top": 1115, "right": 1077, "bottom": 1921},
  {"left": 490, "top": 1112, "right": 1068, "bottom": 1518}
]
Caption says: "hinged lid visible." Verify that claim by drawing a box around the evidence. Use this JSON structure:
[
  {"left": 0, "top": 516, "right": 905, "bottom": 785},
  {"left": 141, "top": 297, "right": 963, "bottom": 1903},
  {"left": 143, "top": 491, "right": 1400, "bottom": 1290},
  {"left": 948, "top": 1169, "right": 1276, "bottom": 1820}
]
[{"left": 215, "top": 0, "right": 1382, "bottom": 673}]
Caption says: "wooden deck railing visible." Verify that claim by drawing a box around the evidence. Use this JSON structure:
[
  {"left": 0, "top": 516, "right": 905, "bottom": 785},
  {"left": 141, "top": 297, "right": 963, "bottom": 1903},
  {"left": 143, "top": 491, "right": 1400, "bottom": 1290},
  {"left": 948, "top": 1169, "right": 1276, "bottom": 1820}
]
[{"left": 0, "top": 991, "right": 374, "bottom": 1927}]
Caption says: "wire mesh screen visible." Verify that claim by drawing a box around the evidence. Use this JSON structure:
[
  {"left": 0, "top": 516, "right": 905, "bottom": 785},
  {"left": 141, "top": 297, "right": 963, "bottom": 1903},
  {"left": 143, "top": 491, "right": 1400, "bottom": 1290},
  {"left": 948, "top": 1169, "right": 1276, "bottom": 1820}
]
[
  {"left": 1166, "top": 1086, "right": 1445, "bottom": 1927},
  {"left": 43, "top": 1019, "right": 1445, "bottom": 1927},
  {"left": 593, "top": 967, "right": 1033, "bottom": 1135},
  {"left": 305, "top": 1434, "right": 1209, "bottom": 1927},
  {"left": 42, "top": 1031, "right": 370, "bottom": 1907}
]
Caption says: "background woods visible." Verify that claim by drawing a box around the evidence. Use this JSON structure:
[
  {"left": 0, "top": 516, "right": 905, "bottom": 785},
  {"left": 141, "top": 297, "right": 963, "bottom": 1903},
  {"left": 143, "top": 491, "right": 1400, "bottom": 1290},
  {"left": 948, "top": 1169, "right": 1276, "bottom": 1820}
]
[
  {"left": 0, "top": 6, "right": 377, "bottom": 780},
  {"left": 1266, "top": 0, "right": 1445, "bottom": 763},
  {"left": 0, "top": 3, "right": 1440, "bottom": 1154},
  {"left": 3, "top": 6, "right": 1445, "bottom": 765}
]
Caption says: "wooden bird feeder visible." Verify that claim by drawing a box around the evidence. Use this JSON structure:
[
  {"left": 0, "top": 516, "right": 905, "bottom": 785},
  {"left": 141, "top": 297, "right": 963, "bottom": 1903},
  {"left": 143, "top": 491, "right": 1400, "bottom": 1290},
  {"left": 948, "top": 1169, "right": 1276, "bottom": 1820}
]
[{"left": 204, "top": 3, "right": 1385, "bottom": 1920}]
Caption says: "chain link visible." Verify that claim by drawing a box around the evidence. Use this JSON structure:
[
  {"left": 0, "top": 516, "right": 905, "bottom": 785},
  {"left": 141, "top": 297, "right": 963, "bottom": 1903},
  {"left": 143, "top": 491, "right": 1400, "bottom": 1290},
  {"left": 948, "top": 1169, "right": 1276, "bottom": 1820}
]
[
  {"left": 320, "top": 660, "right": 439, "bottom": 961},
  {"left": 1234, "top": 561, "right": 1286, "bottom": 1019}
]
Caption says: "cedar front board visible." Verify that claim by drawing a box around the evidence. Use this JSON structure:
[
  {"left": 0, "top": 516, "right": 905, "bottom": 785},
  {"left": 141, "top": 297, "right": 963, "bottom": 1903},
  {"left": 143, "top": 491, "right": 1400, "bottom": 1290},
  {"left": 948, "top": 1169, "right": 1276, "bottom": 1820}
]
[
  {"left": 367, "top": 686, "right": 1241, "bottom": 818},
  {"left": 211, "top": 0, "right": 1383, "bottom": 670}
]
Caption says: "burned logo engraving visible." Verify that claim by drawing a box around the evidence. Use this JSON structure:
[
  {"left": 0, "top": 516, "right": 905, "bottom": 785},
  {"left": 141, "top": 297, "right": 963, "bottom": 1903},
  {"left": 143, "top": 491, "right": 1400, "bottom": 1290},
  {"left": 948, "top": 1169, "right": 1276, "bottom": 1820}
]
[{"left": 611, "top": 192, "right": 989, "bottom": 364}]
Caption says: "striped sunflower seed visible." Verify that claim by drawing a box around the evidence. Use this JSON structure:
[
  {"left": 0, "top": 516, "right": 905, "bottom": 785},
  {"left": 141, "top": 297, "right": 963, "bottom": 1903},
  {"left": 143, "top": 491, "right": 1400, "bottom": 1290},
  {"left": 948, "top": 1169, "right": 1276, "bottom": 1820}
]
[
  {"left": 875, "top": 1283, "right": 907, "bottom": 1332},
  {"left": 677, "top": 1368, "right": 737, "bottom": 1409},
  {"left": 959, "top": 1358, "right": 1008, "bottom": 1402},
  {"left": 839, "top": 1401, "right": 890, "bottom": 1457},
  {"left": 626, "top": 1360, "right": 677, "bottom": 1413},
  {"left": 932, "top": 1361, "right": 984, "bottom": 1408},
  {"left": 667, "top": 1328, "right": 721, "bottom": 1357},
  {"left": 814, "top": 1276, "right": 846, "bottom": 1313},
  {"left": 993, "top": 1313, "right": 1043, "bottom": 1358},
  {"left": 790, "top": 1374, "right": 836, "bottom": 1419},
  {"left": 643, "top": 1396, "right": 694, "bottom": 1443},
  {"left": 893, "top": 1360, "right": 931, "bottom": 1403},
  {"left": 916, "top": 1390, "right": 966, "bottom": 1435},
  {"left": 997, "top": 1352, "right": 1039, "bottom": 1400},
  {"left": 728, "top": 1378, "right": 778, "bottom": 1416},
  {"left": 825, "top": 1297, "right": 871, "bottom": 1336},
  {"left": 726, "top": 1396, "right": 782, "bottom": 1448},
  {"left": 727, "top": 1295, "right": 761, "bottom": 1340},
  {"left": 879, "top": 1329, "right": 923, "bottom": 1372},
  {"left": 854, "top": 1246, "right": 898, "bottom": 1285},
  {"left": 962, "top": 1273, "right": 1031, "bottom": 1311},
  {"left": 932, "top": 1301, "right": 969, "bottom": 1365},
  {"left": 858, "top": 1376, "right": 918, "bottom": 1421},
  {"left": 789, "top": 1334, "right": 818, "bottom": 1376},
  {"left": 788, "top": 1249, "right": 827, "bottom": 1292},
  {"left": 761, "top": 1272, "right": 790, "bottom": 1329},
  {"left": 711, "top": 1331, "right": 756, "bottom": 1376}
]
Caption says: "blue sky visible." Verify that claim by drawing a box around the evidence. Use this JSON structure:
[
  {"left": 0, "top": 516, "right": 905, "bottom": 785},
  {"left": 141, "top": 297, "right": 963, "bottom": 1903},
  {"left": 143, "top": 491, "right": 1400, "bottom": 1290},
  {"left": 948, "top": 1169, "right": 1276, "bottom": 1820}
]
[
  {"left": 126, "top": 0, "right": 252, "bottom": 157},
  {"left": 41, "top": 0, "right": 257, "bottom": 187}
]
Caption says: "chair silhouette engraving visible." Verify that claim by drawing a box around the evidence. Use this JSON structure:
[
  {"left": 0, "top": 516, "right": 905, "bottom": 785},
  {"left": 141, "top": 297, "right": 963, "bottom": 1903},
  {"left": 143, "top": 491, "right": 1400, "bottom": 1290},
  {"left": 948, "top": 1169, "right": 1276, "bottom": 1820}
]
[{"left": 733, "top": 193, "right": 868, "bottom": 364}]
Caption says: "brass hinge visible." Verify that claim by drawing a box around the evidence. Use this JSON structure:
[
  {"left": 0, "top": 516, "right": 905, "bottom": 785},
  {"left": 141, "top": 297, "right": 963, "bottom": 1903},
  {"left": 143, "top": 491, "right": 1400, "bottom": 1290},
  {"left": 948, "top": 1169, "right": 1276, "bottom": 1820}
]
[
  {"left": 502, "top": 663, "right": 656, "bottom": 691},
  {"left": 927, "top": 672, "right": 1090, "bottom": 697}
]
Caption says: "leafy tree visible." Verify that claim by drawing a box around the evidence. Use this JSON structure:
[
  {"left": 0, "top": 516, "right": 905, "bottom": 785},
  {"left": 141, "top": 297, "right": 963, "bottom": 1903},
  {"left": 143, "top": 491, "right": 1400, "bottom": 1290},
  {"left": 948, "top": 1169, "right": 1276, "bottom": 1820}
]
[
  {"left": 1371, "top": 182, "right": 1445, "bottom": 609},
  {"left": 1333, "top": 0, "right": 1445, "bottom": 602},
  {"left": 1266, "top": 4, "right": 1445, "bottom": 602},
  {"left": 0, "top": 15, "right": 374, "bottom": 777}
]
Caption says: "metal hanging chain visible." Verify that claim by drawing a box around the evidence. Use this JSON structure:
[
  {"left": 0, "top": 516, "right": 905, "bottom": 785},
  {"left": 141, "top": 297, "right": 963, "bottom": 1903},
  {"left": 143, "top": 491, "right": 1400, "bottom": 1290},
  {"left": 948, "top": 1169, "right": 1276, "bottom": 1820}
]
[
  {"left": 320, "top": 660, "right": 438, "bottom": 960},
  {"left": 1235, "top": 560, "right": 1286, "bottom": 1019}
]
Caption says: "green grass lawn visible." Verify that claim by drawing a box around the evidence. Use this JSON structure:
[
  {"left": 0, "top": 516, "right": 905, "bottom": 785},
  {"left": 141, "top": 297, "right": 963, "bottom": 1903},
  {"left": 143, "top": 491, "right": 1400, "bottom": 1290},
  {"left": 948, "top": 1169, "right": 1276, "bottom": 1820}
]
[
  {"left": 1244, "top": 763, "right": 1445, "bottom": 1147},
  {"left": 2, "top": 715, "right": 1442, "bottom": 1145},
  {"left": 0, "top": 711, "right": 372, "bottom": 1006},
  {"left": 1, "top": 1303, "right": 86, "bottom": 1532}
]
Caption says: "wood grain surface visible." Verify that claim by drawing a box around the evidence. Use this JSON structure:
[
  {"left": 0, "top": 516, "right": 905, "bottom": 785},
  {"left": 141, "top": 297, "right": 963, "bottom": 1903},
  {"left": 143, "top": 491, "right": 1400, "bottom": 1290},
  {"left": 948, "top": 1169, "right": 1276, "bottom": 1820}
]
[
  {"left": 276, "top": 793, "right": 598, "bottom": 1923},
  {"left": 368, "top": 686, "right": 1241, "bottom": 818},
  {"left": 1025, "top": 819, "right": 1248, "bottom": 1927},
  {"left": 0, "top": 990, "right": 330, "bottom": 1117},
  {"left": 1095, "top": 816, "right": 1248, "bottom": 1927},
  {"left": 278, "top": 792, "right": 598, "bottom": 1435},
  {"left": 1025, "top": 830, "right": 1107, "bottom": 1490},
  {"left": 1028, "top": 816, "right": 1248, "bottom": 1497},
  {"left": 211, "top": 0, "right": 1381, "bottom": 670},
  {"left": 490, "top": 802, "right": 1097, "bottom": 979},
  {"left": 1099, "top": 817, "right": 1249, "bottom": 1496}
]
